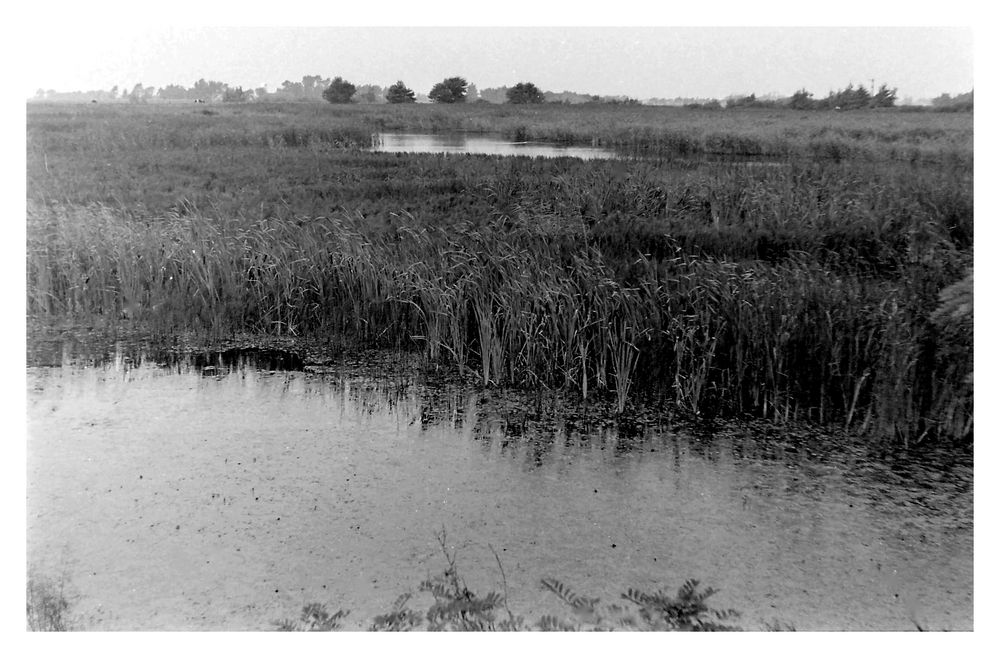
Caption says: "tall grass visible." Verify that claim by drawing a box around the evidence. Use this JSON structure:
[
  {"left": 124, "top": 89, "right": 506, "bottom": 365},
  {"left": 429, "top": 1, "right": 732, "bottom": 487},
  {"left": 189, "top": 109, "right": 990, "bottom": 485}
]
[
  {"left": 28, "top": 102, "right": 973, "bottom": 164},
  {"left": 26, "top": 196, "right": 972, "bottom": 442}
]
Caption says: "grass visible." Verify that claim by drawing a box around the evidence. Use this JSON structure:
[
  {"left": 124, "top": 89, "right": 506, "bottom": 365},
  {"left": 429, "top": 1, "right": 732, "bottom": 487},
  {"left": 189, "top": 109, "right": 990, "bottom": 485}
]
[
  {"left": 25, "top": 102, "right": 973, "bottom": 445},
  {"left": 28, "top": 101, "right": 973, "bottom": 164}
]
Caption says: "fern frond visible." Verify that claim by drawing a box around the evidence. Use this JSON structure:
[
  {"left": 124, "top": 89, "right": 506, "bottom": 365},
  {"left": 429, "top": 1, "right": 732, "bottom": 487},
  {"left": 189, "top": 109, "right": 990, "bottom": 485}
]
[
  {"left": 536, "top": 614, "right": 579, "bottom": 631},
  {"left": 541, "top": 577, "right": 600, "bottom": 612},
  {"left": 622, "top": 587, "right": 653, "bottom": 607}
]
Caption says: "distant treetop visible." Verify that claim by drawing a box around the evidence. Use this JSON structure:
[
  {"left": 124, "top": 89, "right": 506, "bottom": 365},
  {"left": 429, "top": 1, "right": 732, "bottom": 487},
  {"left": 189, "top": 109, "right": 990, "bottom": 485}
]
[
  {"left": 506, "top": 82, "right": 545, "bottom": 104},
  {"left": 322, "top": 77, "right": 356, "bottom": 104},
  {"left": 429, "top": 77, "right": 468, "bottom": 104},
  {"left": 386, "top": 80, "right": 416, "bottom": 104}
]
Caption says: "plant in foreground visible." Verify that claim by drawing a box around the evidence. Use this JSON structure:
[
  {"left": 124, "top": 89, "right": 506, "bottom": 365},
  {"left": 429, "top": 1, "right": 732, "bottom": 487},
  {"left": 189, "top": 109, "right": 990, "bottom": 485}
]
[
  {"left": 539, "top": 577, "right": 741, "bottom": 631},
  {"left": 275, "top": 603, "right": 350, "bottom": 631},
  {"left": 277, "top": 530, "right": 743, "bottom": 631},
  {"left": 26, "top": 572, "right": 72, "bottom": 631},
  {"left": 371, "top": 529, "right": 525, "bottom": 631}
]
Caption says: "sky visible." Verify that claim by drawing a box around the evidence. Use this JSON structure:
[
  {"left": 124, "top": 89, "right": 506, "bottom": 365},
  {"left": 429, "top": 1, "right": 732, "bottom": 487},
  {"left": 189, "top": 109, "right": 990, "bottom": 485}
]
[{"left": 18, "top": 10, "right": 976, "bottom": 102}]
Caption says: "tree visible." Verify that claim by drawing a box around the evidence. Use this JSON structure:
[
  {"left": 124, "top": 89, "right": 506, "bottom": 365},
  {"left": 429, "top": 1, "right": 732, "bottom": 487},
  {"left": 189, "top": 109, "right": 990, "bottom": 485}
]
[
  {"left": 128, "top": 83, "right": 147, "bottom": 104},
  {"left": 506, "top": 82, "right": 545, "bottom": 104},
  {"left": 302, "top": 74, "right": 325, "bottom": 97},
  {"left": 157, "top": 84, "right": 190, "bottom": 101},
  {"left": 386, "top": 80, "right": 416, "bottom": 104},
  {"left": 279, "top": 79, "right": 305, "bottom": 99},
  {"left": 192, "top": 78, "right": 227, "bottom": 100},
  {"left": 223, "top": 86, "right": 250, "bottom": 103},
  {"left": 872, "top": 83, "right": 897, "bottom": 108},
  {"left": 478, "top": 86, "right": 509, "bottom": 104},
  {"left": 931, "top": 90, "right": 973, "bottom": 111},
  {"left": 831, "top": 83, "right": 871, "bottom": 110},
  {"left": 355, "top": 84, "right": 384, "bottom": 104},
  {"left": 788, "top": 89, "right": 814, "bottom": 110},
  {"left": 323, "top": 77, "right": 357, "bottom": 104},
  {"left": 429, "top": 77, "right": 468, "bottom": 103}
]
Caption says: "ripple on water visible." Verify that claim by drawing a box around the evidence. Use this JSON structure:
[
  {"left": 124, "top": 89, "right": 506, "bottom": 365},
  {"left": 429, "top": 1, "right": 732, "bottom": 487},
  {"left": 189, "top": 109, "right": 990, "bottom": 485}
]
[{"left": 26, "top": 346, "right": 973, "bottom": 630}]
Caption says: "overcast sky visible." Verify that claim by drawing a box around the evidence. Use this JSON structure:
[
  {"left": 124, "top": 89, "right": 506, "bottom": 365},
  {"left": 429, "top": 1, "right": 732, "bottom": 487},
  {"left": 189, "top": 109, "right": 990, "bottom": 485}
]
[{"left": 18, "top": 4, "right": 977, "bottom": 102}]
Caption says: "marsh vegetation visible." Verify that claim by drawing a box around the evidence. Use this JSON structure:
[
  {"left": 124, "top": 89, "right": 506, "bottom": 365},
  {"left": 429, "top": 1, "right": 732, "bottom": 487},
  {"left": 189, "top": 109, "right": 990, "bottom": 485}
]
[
  {"left": 26, "top": 101, "right": 973, "bottom": 631},
  {"left": 27, "top": 102, "right": 972, "bottom": 445}
]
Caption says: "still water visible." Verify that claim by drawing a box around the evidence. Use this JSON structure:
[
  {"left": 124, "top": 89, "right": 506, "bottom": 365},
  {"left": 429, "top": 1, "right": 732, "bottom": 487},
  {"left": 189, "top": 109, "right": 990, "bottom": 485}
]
[
  {"left": 370, "top": 132, "right": 621, "bottom": 160},
  {"left": 26, "top": 347, "right": 973, "bottom": 630}
]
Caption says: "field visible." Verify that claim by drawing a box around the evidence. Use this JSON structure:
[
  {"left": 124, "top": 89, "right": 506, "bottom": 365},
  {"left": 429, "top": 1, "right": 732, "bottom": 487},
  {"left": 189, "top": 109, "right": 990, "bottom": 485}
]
[{"left": 26, "top": 101, "right": 974, "bottom": 444}]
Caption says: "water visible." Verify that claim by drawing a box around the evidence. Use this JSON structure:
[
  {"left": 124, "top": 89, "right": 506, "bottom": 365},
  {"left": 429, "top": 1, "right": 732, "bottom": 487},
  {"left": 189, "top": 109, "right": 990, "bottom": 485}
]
[
  {"left": 26, "top": 347, "right": 973, "bottom": 630},
  {"left": 370, "top": 132, "right": 621, "bottom": 160}
]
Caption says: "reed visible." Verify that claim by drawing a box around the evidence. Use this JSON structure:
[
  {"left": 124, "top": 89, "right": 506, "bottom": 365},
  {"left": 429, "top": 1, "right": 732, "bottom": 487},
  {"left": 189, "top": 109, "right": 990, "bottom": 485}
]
[
  {"left": 26, "top": 196, "right": 972, "bottom": 443},
  {"left": 29, "top": 102, "right": 972, "bottom": 166},
  {"left": 26, "top": 102, "right": 973, "bottom": 444}
]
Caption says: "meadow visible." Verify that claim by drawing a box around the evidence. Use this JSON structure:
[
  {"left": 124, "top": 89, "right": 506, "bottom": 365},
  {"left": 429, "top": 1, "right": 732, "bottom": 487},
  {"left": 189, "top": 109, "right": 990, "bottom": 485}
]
[{"left": 26, "top": 101, "right": 973, "bottom": 444}]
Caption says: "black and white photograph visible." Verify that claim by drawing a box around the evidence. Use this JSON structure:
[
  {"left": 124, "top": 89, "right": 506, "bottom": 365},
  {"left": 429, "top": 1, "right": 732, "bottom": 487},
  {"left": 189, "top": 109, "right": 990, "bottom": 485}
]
[{"left": 18, "top": 6, "right": 980, "bottom": 638}]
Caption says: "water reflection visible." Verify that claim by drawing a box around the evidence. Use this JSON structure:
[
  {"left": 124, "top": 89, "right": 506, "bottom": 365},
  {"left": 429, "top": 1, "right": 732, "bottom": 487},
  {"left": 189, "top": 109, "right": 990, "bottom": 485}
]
[
  {"left": 27, "top": 343, "right": 972, "bottom": 630},
  {"left": 27, "top": 343, "right": 973, "bottom": 481},
  {"left": 371, "top": 132, "right": 622, "bottom": 160}
]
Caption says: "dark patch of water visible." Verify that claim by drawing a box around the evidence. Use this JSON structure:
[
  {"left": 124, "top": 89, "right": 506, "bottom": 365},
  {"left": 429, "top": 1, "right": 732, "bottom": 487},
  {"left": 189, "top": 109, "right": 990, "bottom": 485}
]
[
  {"left": 28, "top": 339, "right": 305, "bottom": 374},
  {"left": 178, "top": 348, "right": 304, "bottom": 374}
]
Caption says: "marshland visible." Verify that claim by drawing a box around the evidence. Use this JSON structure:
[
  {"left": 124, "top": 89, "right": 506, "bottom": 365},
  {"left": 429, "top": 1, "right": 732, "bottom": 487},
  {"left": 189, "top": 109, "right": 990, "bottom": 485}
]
[{"left": 26, "top": 101, "right": 973, "bottom": 630}]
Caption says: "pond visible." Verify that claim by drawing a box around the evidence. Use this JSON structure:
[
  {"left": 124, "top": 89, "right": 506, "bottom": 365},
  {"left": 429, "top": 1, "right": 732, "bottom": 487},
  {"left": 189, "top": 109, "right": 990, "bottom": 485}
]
[
  {"left": 370, "top": 132, "right": 622, "bottom": 160},
  {"left": 26, "top": 346, "right": 973, "bottom": 630}
]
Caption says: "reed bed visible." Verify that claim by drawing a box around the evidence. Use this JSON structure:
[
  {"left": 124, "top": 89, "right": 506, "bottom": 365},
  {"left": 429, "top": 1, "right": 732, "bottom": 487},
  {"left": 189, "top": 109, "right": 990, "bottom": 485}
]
[
  {"left": 27, "top": 198, "right": 971, "bottom": 442},
  {"left": 28, "top": 102, "right": 973, "bottom": 164},
  {"left": 26, "top": 102, "right": 973, "bottom": 444}
]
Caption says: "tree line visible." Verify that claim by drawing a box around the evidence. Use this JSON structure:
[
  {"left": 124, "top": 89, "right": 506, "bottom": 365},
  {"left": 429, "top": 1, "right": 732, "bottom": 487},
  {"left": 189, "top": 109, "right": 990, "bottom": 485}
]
[
  {"left": 32, "top": 75, "right": 547, "bottom": 105},
  {"left": 32, "top": 75, "right": 972, "bottom": 112},
  {"left": 321, "top": 77, "right": 548, "bottom": 105}
]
